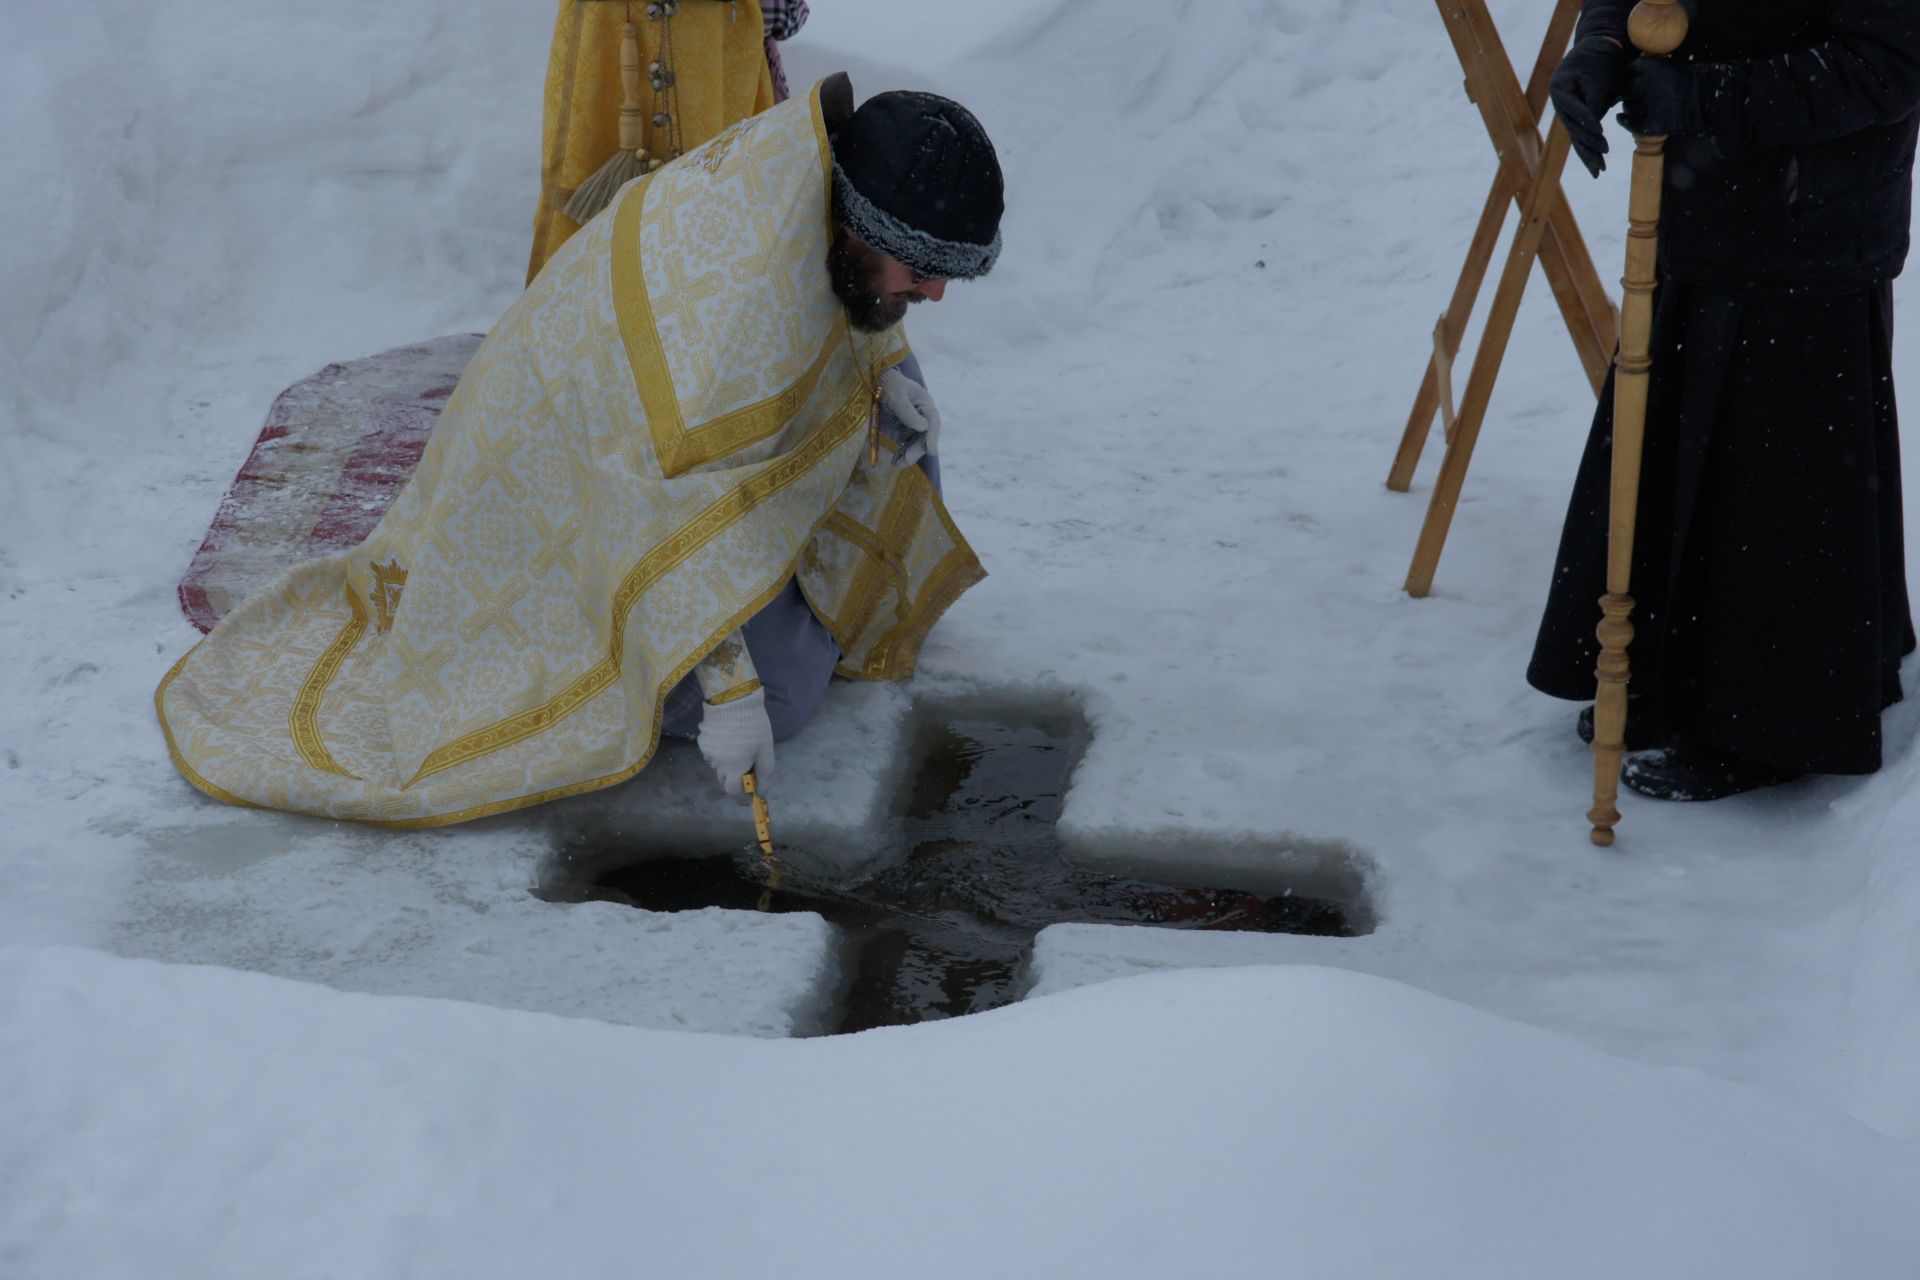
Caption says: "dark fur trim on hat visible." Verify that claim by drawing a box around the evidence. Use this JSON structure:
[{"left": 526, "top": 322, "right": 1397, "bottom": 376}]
[{"left": 833, "top": 163, "right": 1002, "bottom": 280}]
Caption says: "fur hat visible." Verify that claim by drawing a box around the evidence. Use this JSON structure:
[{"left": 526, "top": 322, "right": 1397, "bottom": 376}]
[{"left": 830, "top": 91, "right": 1003, "bottom": 280}]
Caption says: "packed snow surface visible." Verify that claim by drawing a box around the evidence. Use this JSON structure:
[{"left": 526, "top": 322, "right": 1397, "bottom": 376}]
[
  {"left": 5, "top": 0, "right": 1920, "bottom": 1274},
  {"left": 9, "top": 947, "right": 1920, "bottom": 1280}
]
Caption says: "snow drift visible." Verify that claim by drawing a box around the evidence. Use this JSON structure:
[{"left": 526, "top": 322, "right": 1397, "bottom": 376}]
[{"left": 6, "top": 947, "right": 1919, "bottom": 1280}]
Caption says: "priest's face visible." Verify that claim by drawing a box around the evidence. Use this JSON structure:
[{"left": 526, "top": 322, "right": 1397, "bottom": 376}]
[{"left": 828, "top": 227, "right": 949, "bottom": 333}]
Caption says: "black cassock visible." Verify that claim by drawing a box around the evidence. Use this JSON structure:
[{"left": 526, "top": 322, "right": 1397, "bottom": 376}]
[{"left": 1529, "top": 0, "right": 1920, "bottom": 775}]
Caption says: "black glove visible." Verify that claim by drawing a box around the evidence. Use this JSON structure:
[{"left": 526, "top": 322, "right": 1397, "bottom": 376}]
[
  {"left": 1551, "top": 34, "right": 1636, "bottom": 178},
  {"left": 1617, "top": 56, "right": 1705, "bottom": 139}
]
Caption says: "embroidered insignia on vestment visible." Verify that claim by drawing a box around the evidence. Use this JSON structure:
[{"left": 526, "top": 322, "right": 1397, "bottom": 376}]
[{"left": 370, "top": 559, "right": 408, "bottom": 634}]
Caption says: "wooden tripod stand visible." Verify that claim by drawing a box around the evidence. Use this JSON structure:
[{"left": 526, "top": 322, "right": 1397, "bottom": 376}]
[{"left": 1389, "top": 0, "right": 1618, "bottom": 598}]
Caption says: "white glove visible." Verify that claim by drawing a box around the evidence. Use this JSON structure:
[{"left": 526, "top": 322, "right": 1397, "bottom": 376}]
[
  {"left": 697, "top": 686, "right": 776, "bottom": 800},
  {"left": 880, "top": 366, "right": 941, "bottom": 469}
]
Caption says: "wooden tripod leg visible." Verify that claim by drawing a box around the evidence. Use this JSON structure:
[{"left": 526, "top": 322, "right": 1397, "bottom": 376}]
[
  {"left": 1404, "top": 126, "right": 1574, "bottom": 598},
  {"left": 1389, "top": 0, "right": 1585, "bottom": 492},
  {"left": 1388, "top": 174, "right": 1515, "bottom": 492},
  {"left": 1461, "top": 0, "right": 1618, "bottom": 403},
  {"left": 1513, "top": 1, "right": 1616, "bottom": 395},
  {"left": 1537, "top": 125, "right": 1621, "bottom": 393}
]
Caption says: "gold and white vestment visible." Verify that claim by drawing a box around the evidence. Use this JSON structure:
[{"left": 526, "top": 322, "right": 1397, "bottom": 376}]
[{"left": 156, "top": 85, "right": 984, "bottom": 826}]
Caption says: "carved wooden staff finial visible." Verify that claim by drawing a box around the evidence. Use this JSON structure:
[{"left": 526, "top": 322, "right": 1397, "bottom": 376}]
[{"left": 1590, "top": 0, "right": 1689, "bottom": 846}]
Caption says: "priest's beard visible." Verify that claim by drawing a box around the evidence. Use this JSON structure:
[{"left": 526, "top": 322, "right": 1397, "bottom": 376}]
[{"left": 828, "top": 230, "right": 921, "bottom": 333}]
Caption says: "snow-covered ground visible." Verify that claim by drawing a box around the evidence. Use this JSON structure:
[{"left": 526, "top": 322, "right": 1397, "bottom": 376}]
[
  {"left": 11, "top": 946, "right": 1920, "bottom": 1279},
  {"left": 6, "top": 1, "right": 1920, "bottom": 1274}
]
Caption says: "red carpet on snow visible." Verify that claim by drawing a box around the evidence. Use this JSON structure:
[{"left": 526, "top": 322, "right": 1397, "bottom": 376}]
[{"left": 177, "top": 334, "right": 483, "bottom": 633}]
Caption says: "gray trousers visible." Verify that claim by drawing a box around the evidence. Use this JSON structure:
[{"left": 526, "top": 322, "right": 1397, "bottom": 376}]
[{"left": 661, "top": 354, "right": 939, "bottom": 742}]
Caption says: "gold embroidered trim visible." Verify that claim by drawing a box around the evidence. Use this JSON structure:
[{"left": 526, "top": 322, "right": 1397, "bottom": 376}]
[
  {"left": 792, "top": 421, "right": 893, "bottom": 652},
  {"left": 289, "top": 584, "right": 366, "bottom": 780},
  {"left": 864, "top": 470, "right": 987, "bottom": 679},
  {"left": 808, "top": 462, "right": 985, "bottom": 683},
  {"left": 705, "top": 678, "right": 763, "bottom": 706},
  {"left": 612, "top": 93, "right": 845, "bottom": 478},
  {"left": 157, "top": 563, "right": 801, "bottom": 828},
  {"left": 836, "top": 472, "right": 931, "bottom": 645},
  {"left": 857, "top": 543, "right": 985, "bottom": 681},
  {"left": 154, "top": 645, "right": 261, "bottom": 812},
  {"left": 821, "top": 510, "right": 912, "bottom": 625},
  {"left": 404, "top": 377, "right": 872, "bottom": 786}
]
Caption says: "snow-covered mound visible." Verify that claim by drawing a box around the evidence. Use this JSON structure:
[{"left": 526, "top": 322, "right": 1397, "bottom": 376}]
[{"left": 5, "top": 947, "right": 1918, "bottom": 1280}]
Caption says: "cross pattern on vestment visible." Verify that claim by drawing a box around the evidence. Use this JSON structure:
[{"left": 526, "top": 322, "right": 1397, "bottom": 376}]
[
  {"left": 1388, "top": 0, "right": 1618, "bottom": 598},
  {"left": 746, "top": 227, "right": 832, "bottom": 396},
  {"left": 183, "top": 724, "right": 228, "bottom": 765},
  {"left": 556, "top": 558, "right": 609, "bottom": 636},
  {"left": 732, "top": 147, "right": 793, "bottom": 253},
  {"left": 666, "top": 146, "right": 816, "bottom": 405},
  {"left": 513, "top": 651, "right": 554, "bottom": 717},
  {"left": 736, "top": 125, "right": 777, "bottom": 205},
  {"left": 424, "top": 511, "right": 465, "bottom": 567},
  {"left": 208, "top": 625, "right": 282, "bottom": 672},
  {"left": 727, "top": 128, "right": 788, "bottom": 302},
  {"left": 463, "top": 423, "right": 529, "bottom": 502},
  {"left": 458, "top": 569, "right": 533, "bottom": 647},
  {"left": 527, "top": 506, "right": 586, "bottom": 583},
  {"left": 277, "top": 573, "right": 347, "bottom": 622},
  {"left": 258, "top": 776, "right": 299, "bottom": 813},
  {"left": 653, "top": 246, "right": 730, "bottom": 397},
  {"left": 559, "top": 430, "right": 596, "bottom": 507},
  {"left": 589, "top": 412, "right": 629, "bottom": 463},
  {"left": 765, "top": 212, "right": 819, "bottom": 357},
  {"left": 695, "top": 562, "right": 761, "bottom": 623},
  {"left": 386, "top": 633, "right": 459, "bottom": 710},
  {"left": 211, "top": 668, "right": 284, "bottom": 730}
]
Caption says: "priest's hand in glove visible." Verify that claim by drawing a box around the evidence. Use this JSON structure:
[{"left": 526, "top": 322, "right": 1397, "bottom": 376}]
[
  {"left": 697, "top": 686, "right": 777, "bottom": 801},
  {"left": 1552, "top": 27, "right": 1637, "bottom": 177},
  {"left": 880, "top": 366, "right": 941, "bottom": 469}
]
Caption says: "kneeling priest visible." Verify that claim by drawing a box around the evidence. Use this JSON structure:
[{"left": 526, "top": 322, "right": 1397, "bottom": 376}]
[{"left": 156, "top": 76, "right": 1002, "bottom": 823}]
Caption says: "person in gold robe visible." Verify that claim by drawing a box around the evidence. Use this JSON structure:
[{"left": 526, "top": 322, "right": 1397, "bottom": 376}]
[
  {"left": 157, "top": 76, "right": 1005, "bottom": 825},
  {"left": 527, "top": 0, "right": 787, "bottom": 284}
]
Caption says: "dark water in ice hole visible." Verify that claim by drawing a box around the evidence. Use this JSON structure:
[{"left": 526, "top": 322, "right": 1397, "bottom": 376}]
[{"left": 548, "top": 719, "right": 1360, "bottom": 1035}]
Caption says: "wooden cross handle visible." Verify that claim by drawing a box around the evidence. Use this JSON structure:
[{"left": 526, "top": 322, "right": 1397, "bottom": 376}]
[{"left": 1629, "top": 0, "right": 1689, "bottom": 57}]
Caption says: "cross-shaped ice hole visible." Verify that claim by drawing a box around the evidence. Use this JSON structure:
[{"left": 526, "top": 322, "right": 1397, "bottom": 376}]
[{"left": 543, "top": 712, "right": 1367, "bottom": 1036}]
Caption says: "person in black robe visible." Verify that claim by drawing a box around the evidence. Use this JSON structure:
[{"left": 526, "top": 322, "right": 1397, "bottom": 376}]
[{"left": 1530, "top": 0, "right": 1920, "bottom": 800}]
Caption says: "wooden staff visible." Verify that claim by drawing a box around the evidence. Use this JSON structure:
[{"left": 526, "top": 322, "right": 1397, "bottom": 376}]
[{"left": 1590, "top": 0, "right": 1689, "bottom": 846}]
